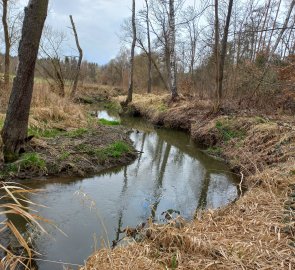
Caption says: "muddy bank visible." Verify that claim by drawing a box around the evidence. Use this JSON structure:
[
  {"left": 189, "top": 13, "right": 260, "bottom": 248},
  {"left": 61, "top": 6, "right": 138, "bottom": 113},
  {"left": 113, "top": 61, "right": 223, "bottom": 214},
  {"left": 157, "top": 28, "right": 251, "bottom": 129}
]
[
  {"left": 81, "top": 94, "right": 295, "bottom": 269},
  {"left": 0, "top": 124, "right": 137, "bottom": 180}
]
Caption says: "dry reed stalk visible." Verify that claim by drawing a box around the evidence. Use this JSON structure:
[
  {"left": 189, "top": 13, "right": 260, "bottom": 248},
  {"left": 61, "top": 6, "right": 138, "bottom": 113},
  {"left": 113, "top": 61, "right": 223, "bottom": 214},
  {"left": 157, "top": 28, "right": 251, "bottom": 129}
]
[{"left": 0, "top": 182, "right": 47, "bottom": 269}]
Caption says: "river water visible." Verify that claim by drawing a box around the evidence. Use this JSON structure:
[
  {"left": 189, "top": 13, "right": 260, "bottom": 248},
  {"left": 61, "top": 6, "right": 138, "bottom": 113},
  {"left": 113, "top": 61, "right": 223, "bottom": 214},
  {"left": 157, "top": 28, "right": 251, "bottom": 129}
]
[{"left": 1, "top": 111, "right": 238, "bottom": 269}]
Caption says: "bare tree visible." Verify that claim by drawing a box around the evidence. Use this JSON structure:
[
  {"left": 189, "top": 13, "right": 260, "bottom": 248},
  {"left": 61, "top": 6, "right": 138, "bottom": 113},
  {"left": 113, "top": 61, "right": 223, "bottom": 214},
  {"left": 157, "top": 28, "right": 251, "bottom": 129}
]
[
  {"left": 144, "top": 0, "right": 152, "bottom": 93},
  {"left": 214, "top": 0, "right": 234, "bottom": 111},
  {"left": 2, "top": 0, "right": 10, "bottom": 91},
  {"left": 69, "top": 15, "right": 83, "bottom": 98},
  {"left": 168, "top": 0, "right": 178, "bottom": 100},
  {"left": 126, "top": 0, "right": 136, "bottom": 104},
  {"left": 38, "top": 26, "right": 67, "bottom": 97},
  {"left": 1, "top": 0, "right": 49, "bottom": 162}
]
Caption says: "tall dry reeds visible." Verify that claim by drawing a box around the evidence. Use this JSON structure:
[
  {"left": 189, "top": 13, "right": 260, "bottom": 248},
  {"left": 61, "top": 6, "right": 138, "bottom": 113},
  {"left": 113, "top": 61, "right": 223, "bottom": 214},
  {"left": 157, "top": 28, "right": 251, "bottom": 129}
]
[
  {"left": 0, "top": 181, "right": 47, "bottom": 269},
  {"left": 30, "top": 83, "right": 87, "bottom": 130}
]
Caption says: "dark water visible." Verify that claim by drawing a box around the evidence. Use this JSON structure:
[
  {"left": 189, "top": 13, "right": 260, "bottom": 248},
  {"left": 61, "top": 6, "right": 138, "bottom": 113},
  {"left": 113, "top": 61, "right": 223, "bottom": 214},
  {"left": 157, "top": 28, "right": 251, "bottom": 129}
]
[{"left": 1, "top": 111, "right": 238, "bottom": 269}]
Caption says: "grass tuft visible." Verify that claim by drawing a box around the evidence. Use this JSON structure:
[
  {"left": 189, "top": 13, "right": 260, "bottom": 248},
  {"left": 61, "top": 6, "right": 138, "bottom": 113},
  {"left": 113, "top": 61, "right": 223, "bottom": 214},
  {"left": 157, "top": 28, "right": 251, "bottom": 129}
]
[
  {"left": 99, "top": 119, "right": 121, "bottom": 126},
  {"left": 64, "top": 128, "right": 88, "bottom": 138},
  {"left": 216, "top": 120, "right": 245, "bottom": 142}
]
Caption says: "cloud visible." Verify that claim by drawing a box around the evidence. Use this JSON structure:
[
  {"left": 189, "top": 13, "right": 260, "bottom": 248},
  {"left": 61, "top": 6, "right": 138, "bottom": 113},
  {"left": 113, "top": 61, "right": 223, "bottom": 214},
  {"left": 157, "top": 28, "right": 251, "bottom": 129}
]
[{"left": 44, "top": 0, "right": 144, "bottom": 64}]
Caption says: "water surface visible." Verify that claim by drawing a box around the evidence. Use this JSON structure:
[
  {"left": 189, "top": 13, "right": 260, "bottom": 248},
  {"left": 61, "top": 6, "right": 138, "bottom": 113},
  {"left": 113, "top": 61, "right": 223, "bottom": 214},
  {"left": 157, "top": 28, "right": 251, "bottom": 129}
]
[{"left": 2, "top": 111, "right": 238, "bottom": 269}]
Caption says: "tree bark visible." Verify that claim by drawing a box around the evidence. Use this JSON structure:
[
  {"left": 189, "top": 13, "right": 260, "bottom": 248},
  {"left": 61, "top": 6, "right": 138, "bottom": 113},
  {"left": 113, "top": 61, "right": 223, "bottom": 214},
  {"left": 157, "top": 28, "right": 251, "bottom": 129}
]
[
  {"left": 168, "top": 0, "right": 178, "bottom": 100},
  {"left": 1, "top": 0, "right": 49, "bottom": 162},
  {"left": 214, "top": 0, "right": 234, "bottom": 111},
  {"left": 69, "top": 15, "right": 83, "bottom": 98},
  {"left": 214, "top": 0, "right": 220, "bottom": 110},
  {"left": 126, "top": 0, "right": 136, "bottom": 104},
  {"left": 2, "top": 0, "right": 10, "bottom": 91},
  {"left": 145, "top": 0, "right": 152, "bottom": 94}
]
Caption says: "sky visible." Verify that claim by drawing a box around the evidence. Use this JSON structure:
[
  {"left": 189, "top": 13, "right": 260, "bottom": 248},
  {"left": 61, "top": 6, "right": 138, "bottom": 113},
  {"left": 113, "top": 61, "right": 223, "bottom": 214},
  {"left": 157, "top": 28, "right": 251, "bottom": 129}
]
[{"left": 19, "top": 0, "right": 197, "bottom": 65}]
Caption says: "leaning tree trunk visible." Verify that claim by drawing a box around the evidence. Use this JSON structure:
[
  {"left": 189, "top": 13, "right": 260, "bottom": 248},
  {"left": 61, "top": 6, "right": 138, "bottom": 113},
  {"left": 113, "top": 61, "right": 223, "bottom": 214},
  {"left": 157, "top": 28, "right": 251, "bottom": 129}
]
[
  {"left": 1, "top": 0, "right": 49, "bottom": 162},
  {"left": 168, "top": 0, "right": 178, "bottom": 100},
  {"left": 2, "top": 0, "right": 10, "bottom": 92},
  {"left": 126, "top": 0, "right": 136, "bottom": 104},
  {"left": 69, "top": 15, "right": 83, "bottom": 98}
]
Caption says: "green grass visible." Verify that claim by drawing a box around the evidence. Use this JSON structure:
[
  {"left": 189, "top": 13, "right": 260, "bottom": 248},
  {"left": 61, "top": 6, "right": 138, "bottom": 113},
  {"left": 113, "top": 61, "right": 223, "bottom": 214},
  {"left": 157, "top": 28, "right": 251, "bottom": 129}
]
[
  {"left": 99, "top": 119, "right": 121, "bottom": 126},
  {"left": 29, "top": 127, "right": 64, "bottom": 138},
  {"left": 216, "top": 121, "right": 245, "bottom": 142},
  {"left": 59, "top": 151, "right": 70, "bottom": 161},
  {"left": 18, "top": 153, "right": 46, "bottom": 171},
  {"left": 64, "top": 128, "right": 88, "bottom": 138},
  {"left": 0, "top": 152, "right": 47, "bottom": 176},
  {"left": 74, "top": 141, "right": 131, "bottom": 160},
  {"left": 95, "top": 141, "right": 131, "bottom": 159}
]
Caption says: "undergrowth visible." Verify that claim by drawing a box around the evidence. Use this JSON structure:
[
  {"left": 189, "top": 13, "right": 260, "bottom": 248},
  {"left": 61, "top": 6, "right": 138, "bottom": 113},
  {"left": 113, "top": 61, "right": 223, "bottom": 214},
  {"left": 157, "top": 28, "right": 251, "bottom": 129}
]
[{"left": 215, "top": 120, "right": 245, "bottom": 142}]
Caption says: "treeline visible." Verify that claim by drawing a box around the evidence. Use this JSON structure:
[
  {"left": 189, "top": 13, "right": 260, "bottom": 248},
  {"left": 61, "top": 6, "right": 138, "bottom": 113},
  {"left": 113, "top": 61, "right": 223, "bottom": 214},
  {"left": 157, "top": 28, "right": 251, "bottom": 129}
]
[{"left": 102, "top": 0, "right": 295, "bottom": 110}]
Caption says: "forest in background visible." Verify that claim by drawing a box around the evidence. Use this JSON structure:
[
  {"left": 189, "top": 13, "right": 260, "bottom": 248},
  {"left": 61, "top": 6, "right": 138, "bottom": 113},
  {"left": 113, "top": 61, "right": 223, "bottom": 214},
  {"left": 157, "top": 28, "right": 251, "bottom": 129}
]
[{"left": 0, "top": 0, "right": 294, "bottom": 113}]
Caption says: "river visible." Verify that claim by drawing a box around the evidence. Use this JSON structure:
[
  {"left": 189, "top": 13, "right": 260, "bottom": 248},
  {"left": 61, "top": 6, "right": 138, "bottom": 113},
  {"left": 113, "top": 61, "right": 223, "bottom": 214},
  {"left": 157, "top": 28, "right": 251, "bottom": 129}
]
[{"left": 1, "top": 110, "right": 238, "bottom": 269}]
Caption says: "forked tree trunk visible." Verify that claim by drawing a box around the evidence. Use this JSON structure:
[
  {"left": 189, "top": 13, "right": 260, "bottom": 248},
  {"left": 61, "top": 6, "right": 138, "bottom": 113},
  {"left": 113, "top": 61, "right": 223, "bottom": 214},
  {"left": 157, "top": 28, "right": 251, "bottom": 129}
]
[
  {"left": 168, "top": 0, "right": 178, "bottom": 100},
  {"left": 69, "top": 15, "right": 83, "bottom": 98},
  {"left": 2, "top": 0, "right": 10, "bottom": 91},
  {"left": 126, "top": 0, "right": 136, "bottom": 104},
  {"left": 1, "top": 0, "right": 49, "bottom": 162}
]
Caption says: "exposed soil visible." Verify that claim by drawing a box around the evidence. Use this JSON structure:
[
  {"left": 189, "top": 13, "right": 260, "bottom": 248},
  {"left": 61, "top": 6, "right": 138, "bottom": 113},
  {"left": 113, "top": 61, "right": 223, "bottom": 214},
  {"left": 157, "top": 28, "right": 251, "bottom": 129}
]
[
  {"left": 0, "top": 124, "right": 137, "bottom": 181},
  {"left": 81, "top": 93, "right": 295, "bottom": 269}
]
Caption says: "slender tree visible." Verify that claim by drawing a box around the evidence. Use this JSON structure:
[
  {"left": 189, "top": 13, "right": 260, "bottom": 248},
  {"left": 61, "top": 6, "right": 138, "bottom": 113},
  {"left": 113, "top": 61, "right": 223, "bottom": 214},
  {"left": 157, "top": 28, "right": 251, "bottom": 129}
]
[
  {"left": 69, "top": 15, "right": 83, "bottom": 98},
  {"left": 1, "top": 0, "right": 49, "bottom": 162},
  {"left": 2, "top": 0, "right": 10, "bottom": 91},
  {"left": 214, "top": 0, "right": 234, "bottom": 111},
  {"left": 168, "top": 0, "right": 178, "bottom": 100},
  {"left": 126, "top": 0, "right": 136, "bottom": 104},
  {"left": 214, "top": 0, "right": 220, "bottom": 110},
  {"left": 144, "top": 0, "right": 152, "bottom": 93}
]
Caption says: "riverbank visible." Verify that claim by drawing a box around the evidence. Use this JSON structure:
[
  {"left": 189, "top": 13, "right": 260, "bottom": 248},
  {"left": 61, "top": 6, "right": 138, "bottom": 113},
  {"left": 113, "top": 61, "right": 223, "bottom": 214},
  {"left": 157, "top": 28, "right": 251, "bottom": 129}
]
[
  {"left": 82, "top": 93, "right": 295, "bottom": 269},
  {"left": 0, "top": 85, "right": 137, "bottom": 181}
]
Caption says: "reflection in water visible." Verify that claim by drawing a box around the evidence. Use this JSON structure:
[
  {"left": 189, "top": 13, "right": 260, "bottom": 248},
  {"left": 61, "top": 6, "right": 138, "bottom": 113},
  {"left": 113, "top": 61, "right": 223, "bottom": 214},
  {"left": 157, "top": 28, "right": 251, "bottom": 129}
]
[{"left": 1, "top": 110, "right": 238, "bottom": 270}]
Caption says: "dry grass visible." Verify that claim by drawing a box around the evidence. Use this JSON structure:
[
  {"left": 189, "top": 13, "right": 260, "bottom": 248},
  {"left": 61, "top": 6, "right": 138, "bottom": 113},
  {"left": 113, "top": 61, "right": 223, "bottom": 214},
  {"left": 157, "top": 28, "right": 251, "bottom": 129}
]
[
  {"left": 0, "top": 182, "right": 47, "bottom": 269},
  {"left": 0, "top": 83, "right": 87, "bottom": 132},
  {"left": 82, "top": 94, "right": 295, "bottom": 270},
  {"left": 30, "top": 84, "right": 87, "bottom": 130},
  {"left": 82, "top": 166, "right": 295, "bottom": 270}
]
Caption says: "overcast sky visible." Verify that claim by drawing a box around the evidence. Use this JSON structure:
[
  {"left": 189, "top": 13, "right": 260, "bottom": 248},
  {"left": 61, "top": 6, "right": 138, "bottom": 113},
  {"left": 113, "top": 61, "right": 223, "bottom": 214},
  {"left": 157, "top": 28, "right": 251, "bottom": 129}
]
[{"left": 19, "top": 0, "right": 196, "bottom": 65}]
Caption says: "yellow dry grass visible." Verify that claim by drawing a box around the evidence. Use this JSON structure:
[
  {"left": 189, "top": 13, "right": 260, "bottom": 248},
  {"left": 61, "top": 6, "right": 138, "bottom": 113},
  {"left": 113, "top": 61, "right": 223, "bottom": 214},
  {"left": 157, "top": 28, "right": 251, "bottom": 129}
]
[
  {"left": 0, "top": 83, "right": 87, "bottom": 131},
  {"left": 82, "top": 165, "right": 295, "bottom": 269},
  {"left": 30, "top": 84, "right": 87, "bottom": 129},
  {"left": 82, "top": 94, "right": 295, "bottom": 270}
]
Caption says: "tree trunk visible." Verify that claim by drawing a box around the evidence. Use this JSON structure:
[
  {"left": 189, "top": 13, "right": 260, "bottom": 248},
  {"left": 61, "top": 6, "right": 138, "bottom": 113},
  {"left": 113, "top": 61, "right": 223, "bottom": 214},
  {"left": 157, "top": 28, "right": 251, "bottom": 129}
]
[
  {"left": 126, "top": 0, "right": 136, "bottom": 104},
  {"left": 2, "top": 0, "right": 10, "bottom": 91},
  {"left": 1, "top": 0, "right": 49, "bottom": 162},
  {"left": 168, "top": 0, "right": 178, "bottom": 100},
  {"left": 214, "top": 0, "right": 220, "bottom": 110},
  {"left": 145, "top": 0, "right": 152, "bottom": 94},
  {"left": 271, "top": 0, "right": 295, "bottom": 56},
  {"left": 69, "top": 15, "right": 83, "bottom": 98},
  {"left": 214, "top": 0, "right": 234, "bottom": 111}
]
